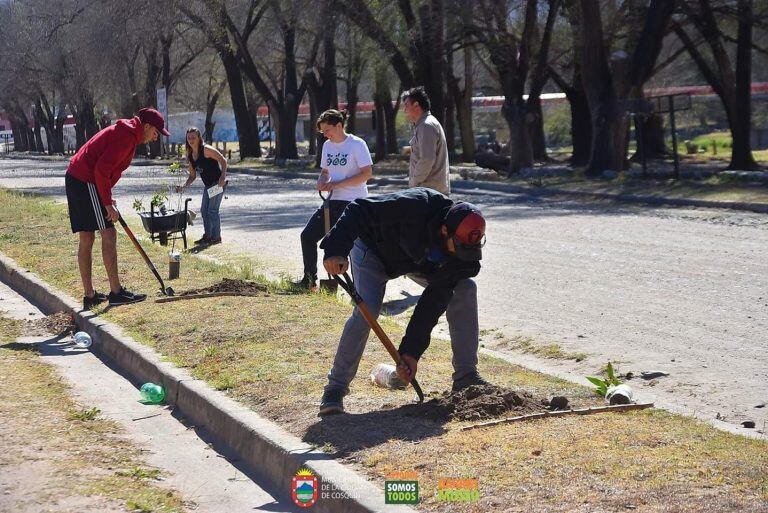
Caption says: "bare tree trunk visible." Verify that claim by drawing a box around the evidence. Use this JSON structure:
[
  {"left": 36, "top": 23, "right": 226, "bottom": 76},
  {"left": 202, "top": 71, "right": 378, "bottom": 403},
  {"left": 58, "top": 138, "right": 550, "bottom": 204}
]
[
  {"left": 526, "top": 0, "right": 560, "bottom": 162},
  {"left": 53, "top": 104, "right": 66, "bottom": 154},
  {"left": 527, "top": 96, "right": 547, "bottom": 161},
  {"left": 308, "top": 91, "right": 318, "bottom": 157},
  {"left": 204, "top": 81, "right": 226, "bottom": 144},
  {"left": 578, "top": 1, "right": 622, "bottom": 175},
  {"left": 416, "top": 1, "right": 446, "bottom": 125},
  {"left": 638, "top": 113, "right": 668, "bottom": 158},
  {"left": 453, "top": 47, "right": 475, "bottom": 163},
  {"left": 444, "top": 87, "right": 456, "bottom": 157},
  {"left": 74, "top": 114, "right": 86, "bottom": 150},
  {"left": 373, "top": 97, "right": 386, "bottom": 161},
  {"left": 346, "top": 81, "right": 359, "bottom": 134},
  {"left": 81, "top": 99, "right": 99, "bottom": 141},
  {"left": 502, "top": 99, "right": 534, "bottom": 175},
  {"left": 274, "top": 104, "right": 299, "bottom": 160},
  {"left": 577, "top": 0, "right": 674, "bottom": 175},
  {"left": 307, "top": 25, "right": 338, "bottom": 166},
  {"left": 246, "top": 92, "right": 262, "bottom": 157},
  {"left": 31, "top": 112, "right": 45, "bottom": 152},
  {"left": 221, "top": 52, "right": 260, "bottom": 158},
  {"left": 11, "top": 125, "right": 23, "bottom": 151},
  {"left": 729, "top": 0, "right": 759, "bottom": 170},
  {"left": 384, "top": 96, "right": 398, "bottom": 155}
]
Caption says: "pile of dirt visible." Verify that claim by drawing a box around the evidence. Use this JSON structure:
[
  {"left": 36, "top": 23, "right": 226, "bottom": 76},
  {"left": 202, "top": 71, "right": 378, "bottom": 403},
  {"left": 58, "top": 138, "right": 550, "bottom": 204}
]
[
  {"left": 28, "top": 312, "right": 75, "bottom": 337},
  {"left": 412, "top": 384, "right": 546, "bottom": 422},
  {"left": 180, "top": 278, "right": 268, "bottom": 296}
]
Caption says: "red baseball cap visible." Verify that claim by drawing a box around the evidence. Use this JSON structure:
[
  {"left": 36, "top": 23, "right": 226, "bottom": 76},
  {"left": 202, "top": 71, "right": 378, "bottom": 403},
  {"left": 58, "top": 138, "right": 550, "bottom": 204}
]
[
  {"left": 138, "top": 108, "right": 170, "bottom": 136},
  {"left": 444, "top": 202, "right": 486, "bottom": 261}
]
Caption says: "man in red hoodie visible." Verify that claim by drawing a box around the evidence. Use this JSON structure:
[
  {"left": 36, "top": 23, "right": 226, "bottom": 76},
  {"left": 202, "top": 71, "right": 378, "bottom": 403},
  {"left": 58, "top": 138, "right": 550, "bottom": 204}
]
[{"left": 65, "top": 108, "right": 170, "bottom": 308}]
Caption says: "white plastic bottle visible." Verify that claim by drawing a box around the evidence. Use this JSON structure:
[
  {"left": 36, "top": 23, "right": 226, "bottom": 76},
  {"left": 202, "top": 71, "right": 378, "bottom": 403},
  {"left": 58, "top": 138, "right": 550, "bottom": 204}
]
[
  {"left": 606, "top": 384, "right": 633, "bottom": 405},
  {"left": 73, "top": 331, "right": 92, "bottom": 349},
  {"left": 370, "top": 364, "right": 407, "bottom": 390}
]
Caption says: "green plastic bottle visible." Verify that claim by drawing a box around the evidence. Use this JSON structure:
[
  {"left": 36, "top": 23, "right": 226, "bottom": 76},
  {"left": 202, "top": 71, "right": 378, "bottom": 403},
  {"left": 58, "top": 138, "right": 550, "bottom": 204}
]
[{"left": 140, "top": 383, "right": 166, "bottom": 404}]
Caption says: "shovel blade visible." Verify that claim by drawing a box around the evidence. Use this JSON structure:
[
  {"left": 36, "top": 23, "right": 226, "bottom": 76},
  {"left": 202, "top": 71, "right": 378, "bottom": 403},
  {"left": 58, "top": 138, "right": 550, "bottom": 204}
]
[{"left": 318, "top": 279, "right": 338, "bottom": 293}]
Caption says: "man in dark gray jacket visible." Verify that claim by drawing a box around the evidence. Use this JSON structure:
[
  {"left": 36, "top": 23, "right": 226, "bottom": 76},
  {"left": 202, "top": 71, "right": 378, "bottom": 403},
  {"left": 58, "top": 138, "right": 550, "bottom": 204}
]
[
  {"left": 402, "top": 87, "right": 450, "bottom": 195},
  {"left": 318, "top": 188, "right": 489, "bottom": 415}
]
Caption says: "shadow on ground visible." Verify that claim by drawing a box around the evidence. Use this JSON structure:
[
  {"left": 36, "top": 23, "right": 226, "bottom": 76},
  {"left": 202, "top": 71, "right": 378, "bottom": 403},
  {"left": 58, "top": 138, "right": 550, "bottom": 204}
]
[{"left": 303, "top": 402, "right": 449, "bottom": 458}]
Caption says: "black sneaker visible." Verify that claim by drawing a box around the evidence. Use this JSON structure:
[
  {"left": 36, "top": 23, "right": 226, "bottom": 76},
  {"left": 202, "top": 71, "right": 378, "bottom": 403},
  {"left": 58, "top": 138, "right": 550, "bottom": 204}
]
[
  {"left": 194, "top": 235, "right": 210, "bottom": 245},
  {"left": 451, "top": 371, "right": 490, "bottom": 393},
  {"left": 292, "top": 275, "right": 317, "bottom": 292},
  {"left": 108, "top": 287, "right": 147, "bottom": 306},
  {"left": 318, "top": 388, "right": 346, "bottom": 416},
  {"left": 83, "top": 291, "right": 108, "bottom": 309}
]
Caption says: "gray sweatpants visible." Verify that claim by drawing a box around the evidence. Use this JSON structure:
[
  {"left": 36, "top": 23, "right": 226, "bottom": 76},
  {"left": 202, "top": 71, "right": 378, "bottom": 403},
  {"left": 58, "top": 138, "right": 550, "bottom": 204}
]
[{"left": 325, "top": 239, "right": 479, "bottom": 393}]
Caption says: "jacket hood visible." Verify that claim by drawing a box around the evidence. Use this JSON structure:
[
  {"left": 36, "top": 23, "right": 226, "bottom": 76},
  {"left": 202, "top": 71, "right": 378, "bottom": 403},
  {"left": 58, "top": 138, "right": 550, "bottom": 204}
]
[{"left": 115, "top": 117, "right": 144, "bottom": 143}]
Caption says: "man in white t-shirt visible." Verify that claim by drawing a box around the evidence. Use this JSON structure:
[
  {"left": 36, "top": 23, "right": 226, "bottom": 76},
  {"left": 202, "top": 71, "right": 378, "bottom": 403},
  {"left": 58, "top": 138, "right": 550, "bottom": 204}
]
[{"left": 294, "top": 109, "right": 373, "bottom": 290}]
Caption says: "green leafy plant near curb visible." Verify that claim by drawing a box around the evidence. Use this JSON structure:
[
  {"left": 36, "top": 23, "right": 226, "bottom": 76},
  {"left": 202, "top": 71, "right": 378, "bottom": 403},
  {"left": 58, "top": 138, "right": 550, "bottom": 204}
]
[
  {"left": 586, "top": 362, "right": 621, "bottom": 397},
  {"left": 67, "top": 406, "right": 101, "bottom": 421}
]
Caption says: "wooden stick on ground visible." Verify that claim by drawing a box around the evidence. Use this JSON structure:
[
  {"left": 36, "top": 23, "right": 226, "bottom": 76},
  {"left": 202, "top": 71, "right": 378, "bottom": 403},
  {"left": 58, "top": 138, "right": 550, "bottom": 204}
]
[
  {"left": 458, "top": 402, "right": 655, "bottom": 431},
  {"left": 154, "top": 292, "right": 264, "bottom": 303}
]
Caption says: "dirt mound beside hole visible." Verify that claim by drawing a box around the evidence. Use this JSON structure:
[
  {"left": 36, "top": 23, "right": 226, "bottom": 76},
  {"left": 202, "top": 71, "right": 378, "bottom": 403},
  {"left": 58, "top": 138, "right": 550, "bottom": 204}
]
[
  {"left": 28, "top": 312, "right": 75, "bottom": 336},
  {"left": 181, "top": 278, "right": 268, "bottom": 296},
  {"left": 412, "top": 384, "right": 546, "bottom": 422}
]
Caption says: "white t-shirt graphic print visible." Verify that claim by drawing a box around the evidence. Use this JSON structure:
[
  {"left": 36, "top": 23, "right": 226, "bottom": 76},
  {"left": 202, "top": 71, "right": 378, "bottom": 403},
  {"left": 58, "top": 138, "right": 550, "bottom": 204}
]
[{"left": 321, "top": 134, "right": 373, "bottom": 201}]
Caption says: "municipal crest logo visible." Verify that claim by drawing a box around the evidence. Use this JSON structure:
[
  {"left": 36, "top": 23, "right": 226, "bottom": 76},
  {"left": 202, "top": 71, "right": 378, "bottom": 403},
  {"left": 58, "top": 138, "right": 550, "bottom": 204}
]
[{"left": 292, "top": 467, "right": 318, "bottom": 508}]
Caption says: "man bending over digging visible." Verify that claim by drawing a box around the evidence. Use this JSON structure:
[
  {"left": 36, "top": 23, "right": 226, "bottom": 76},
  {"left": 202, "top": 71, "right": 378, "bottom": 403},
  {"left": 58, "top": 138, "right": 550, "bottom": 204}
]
[
  {"left": 318, "top": 187, "right": 490, "bottom": 415},
  {"left": 65, "top": 108, "right": 170, "bottom": 308}
]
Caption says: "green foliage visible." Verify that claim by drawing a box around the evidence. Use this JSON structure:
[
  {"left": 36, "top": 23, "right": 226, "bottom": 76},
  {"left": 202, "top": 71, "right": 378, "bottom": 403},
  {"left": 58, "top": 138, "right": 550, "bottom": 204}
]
[
  {"left": 542, "top": 104, "right": 572, "bottom": 148},
  {"left": 132, "top": 198, "right": 144, "bottom": 213},
  {"left": 116, "top": 467, "right": 161, "bottom": 480},
  {"left": 586, "top": 362, "right": 621, "bottom": 397},
  {"left": 691, "top": 131, "right": 732, "bottom": 150},
  {"left": 68, "top": 406, "right": 100, "bottom": 421},
  {"left": 150, "top": 190, "right": 168, "bottom": 210}
]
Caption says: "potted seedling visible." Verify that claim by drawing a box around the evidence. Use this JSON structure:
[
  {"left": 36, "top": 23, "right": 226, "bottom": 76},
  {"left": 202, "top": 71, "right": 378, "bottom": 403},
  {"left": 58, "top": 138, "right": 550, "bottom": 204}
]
[
  {"left": 133, "top": 162, "right": 191, "bottom": 248},
  {"left": 587, "top": 362, "right": 633, "bottom": 405}
]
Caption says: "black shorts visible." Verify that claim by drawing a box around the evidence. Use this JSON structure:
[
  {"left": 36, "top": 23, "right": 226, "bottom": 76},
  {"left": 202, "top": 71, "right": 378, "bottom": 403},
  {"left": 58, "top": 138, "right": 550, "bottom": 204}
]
[{"left": 65, "top": 173, "right": 114, "bottom": 233}]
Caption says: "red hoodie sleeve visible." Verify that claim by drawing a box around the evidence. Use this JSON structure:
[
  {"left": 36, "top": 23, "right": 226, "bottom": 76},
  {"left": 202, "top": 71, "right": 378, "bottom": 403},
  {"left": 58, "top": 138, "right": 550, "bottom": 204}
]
[{"left": 93, "top": 128, "right": 134, "bottom": 206}]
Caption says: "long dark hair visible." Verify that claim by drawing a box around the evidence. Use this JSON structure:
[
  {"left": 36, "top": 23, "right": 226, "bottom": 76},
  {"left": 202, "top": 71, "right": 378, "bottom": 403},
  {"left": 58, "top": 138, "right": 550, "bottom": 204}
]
[{"left": 185, "top": 127, "right": 203, "bottom": 164}]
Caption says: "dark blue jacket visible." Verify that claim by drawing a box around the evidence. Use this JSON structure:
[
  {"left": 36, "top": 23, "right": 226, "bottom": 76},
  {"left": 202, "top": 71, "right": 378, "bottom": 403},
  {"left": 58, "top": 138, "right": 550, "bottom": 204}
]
[{"left": 320, "top": 188, "right": 480, "bottom": 359}]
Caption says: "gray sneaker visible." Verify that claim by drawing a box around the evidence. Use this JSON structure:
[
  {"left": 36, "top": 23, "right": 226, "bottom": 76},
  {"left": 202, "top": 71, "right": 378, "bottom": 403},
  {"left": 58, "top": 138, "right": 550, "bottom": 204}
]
[
  {"left": 451, "top": 371, "right": 490, "bottom": 393},
  {"left": 319, "top": 388, "right": 346, "bottom": 416}
]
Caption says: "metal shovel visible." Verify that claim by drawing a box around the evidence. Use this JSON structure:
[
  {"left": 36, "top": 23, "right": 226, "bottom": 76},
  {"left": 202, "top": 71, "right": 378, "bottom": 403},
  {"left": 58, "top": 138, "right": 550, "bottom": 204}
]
[
  {"left": 333, "top": 272, "right": 425, "bottom": 403},
  {"left": 318, "top": 190, "right": 338, "bottom": 293},
  {"left": 117, "top": 214, "right": 174, "bottom": 296}
]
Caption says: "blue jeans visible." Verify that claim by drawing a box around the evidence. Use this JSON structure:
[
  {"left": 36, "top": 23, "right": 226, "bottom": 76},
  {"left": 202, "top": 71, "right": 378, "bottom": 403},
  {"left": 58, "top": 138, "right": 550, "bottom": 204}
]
[
  {"left": 200, "top": 187, "right": 224, "bottom": 239},
  {"left": 325, "top": 239, "right": 479, "bottom": 394}
]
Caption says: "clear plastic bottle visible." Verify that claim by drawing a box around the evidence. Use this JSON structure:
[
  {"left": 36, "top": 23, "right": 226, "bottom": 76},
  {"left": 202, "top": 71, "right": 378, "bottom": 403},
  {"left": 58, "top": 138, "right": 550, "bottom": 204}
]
[
  {"left": 73, "top": 331, "right": 92, "bottom": 348},
  {"left": 140, "top": 383, "right": 166, "bottom": 404},
  {"left": 370, "top": 364, "right": 407, "bottom": 390}
]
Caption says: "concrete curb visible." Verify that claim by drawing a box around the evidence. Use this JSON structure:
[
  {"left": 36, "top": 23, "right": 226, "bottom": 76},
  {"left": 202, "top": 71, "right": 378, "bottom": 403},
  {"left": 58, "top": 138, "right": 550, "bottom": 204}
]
[
  {"left": 0, "top": 252, "right": 416, "bottom": 513},
  {"left": 229, "top": 166, "right": 768, "bottom": 214}
]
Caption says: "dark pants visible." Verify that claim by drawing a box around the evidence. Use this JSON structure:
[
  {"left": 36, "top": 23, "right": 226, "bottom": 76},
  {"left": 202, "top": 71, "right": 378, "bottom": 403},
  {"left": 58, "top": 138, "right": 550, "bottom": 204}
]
[{"left": 301, "top": 200, "right": 350, "bottom": 279}]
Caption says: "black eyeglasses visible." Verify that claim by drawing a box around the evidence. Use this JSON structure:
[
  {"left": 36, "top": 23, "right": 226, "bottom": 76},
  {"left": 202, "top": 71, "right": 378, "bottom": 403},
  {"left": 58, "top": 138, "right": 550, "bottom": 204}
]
[{"left": 453, "top": 234, "right": 486, "bottom": 250}]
